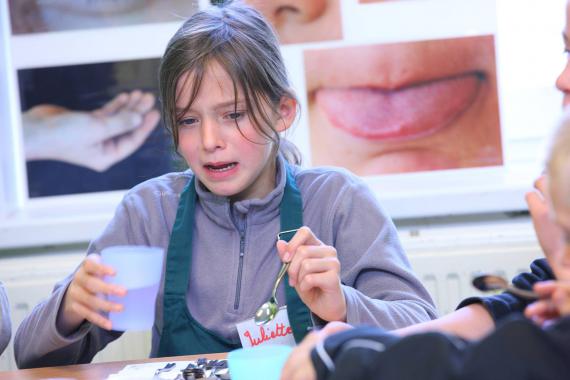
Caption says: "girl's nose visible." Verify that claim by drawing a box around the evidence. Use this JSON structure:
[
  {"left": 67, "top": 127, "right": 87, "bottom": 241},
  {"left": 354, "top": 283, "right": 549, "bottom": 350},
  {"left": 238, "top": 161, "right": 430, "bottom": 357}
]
[
  {"left": 201, "top": 121, "right": 225, "bottom": 151},
  {"left": 556, "top": 60, "right": 570, "bottom": 108}
]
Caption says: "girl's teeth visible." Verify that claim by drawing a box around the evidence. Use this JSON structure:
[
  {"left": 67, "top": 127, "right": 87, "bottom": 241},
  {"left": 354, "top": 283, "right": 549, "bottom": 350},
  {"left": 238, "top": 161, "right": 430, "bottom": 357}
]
[{"left": 209, "top": 163, "right": 236, "bottom": 172}]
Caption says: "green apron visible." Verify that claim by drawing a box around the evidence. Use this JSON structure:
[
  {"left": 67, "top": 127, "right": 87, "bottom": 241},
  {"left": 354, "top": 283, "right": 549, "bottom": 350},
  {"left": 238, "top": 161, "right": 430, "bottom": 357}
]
[{"left": 157, "top": 167, "right": 312, "bottom": 356}]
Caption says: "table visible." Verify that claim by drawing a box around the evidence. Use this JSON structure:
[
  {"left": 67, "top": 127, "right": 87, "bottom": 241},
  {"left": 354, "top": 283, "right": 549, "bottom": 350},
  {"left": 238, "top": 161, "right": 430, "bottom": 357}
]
[{"left": 0, "top": 353, "right": 227, "bottom": 379}]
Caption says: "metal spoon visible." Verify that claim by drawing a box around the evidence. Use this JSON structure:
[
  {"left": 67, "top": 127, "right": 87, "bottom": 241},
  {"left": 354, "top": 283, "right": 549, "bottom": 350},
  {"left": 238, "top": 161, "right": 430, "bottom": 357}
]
[
  {"left": 254, "top": 261, "right": 290, "bottom": 325},
  {"left": 472, "top": 274, "right": 538, "bottom": 300}
]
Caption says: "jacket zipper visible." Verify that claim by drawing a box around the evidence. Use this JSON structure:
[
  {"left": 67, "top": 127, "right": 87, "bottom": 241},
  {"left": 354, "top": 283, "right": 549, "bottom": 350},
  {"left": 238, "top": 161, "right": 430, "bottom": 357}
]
[{"left": 234, "top": 224, "right": 246, "bottom": 310}]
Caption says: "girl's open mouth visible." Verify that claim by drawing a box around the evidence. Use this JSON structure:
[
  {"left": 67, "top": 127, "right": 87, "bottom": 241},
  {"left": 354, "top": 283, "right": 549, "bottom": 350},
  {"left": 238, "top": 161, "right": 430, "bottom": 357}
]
[{"left": 205, "top": 162, "right": 238, "bottom": 172}]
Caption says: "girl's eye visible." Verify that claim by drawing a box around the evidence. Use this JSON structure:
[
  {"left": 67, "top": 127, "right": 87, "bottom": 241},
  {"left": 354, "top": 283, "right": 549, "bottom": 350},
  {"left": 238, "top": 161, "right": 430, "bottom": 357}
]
[
  {"left": 178, "top": 117, "right": 199, "bottom": 127},
  {"left": 225, "top": 111, "right": 245, "bottom": 121}
]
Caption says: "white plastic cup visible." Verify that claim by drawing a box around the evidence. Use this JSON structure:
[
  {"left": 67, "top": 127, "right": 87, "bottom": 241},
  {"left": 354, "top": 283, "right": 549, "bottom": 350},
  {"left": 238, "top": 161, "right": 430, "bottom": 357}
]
[{"left": 100, "top": 245, "right": 164, "bottom": 331}]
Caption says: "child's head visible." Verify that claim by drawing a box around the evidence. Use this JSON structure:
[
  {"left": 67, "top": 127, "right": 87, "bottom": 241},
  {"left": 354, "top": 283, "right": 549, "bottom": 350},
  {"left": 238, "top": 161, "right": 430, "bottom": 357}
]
[
  {"left": 547, "top": 108, "right": 570, "bottom": 229},
  {"left": 159, "top": 0, "right": 301, "bottom": 165}
]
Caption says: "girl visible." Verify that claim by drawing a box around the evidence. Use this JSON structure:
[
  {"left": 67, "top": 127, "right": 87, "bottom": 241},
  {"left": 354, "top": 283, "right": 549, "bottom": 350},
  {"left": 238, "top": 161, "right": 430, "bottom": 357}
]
[{"left": 14, "top": 1, "right": 436, "bottom": 368}]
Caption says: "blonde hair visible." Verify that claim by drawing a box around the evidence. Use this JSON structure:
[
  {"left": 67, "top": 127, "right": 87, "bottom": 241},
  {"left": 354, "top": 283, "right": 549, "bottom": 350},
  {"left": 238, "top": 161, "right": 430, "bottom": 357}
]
[
  {"left": 158, "top": 0, "right": 301, "bottom": 164},
  {"left": 547, "top": 108, "right": 570, "bottom": 207}
]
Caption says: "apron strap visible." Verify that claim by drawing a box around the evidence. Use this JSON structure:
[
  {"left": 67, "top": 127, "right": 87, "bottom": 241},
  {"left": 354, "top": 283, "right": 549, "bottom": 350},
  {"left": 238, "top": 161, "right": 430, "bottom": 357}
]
[
  {"left": 164, "top": 177, "right": 196, "bottom": 297},
  {"left": 281, "top": 167, "right": 313, "bottom": 343}
]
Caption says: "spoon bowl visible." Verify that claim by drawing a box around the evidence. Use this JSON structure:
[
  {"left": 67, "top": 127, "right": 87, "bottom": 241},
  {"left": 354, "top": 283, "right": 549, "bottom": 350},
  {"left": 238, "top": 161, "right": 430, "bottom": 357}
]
[
  {"left": 472, "top": 274, "right": 538, "bottom": 300},
  {"left": 255, "top": 262, "right": 290, "bottom": 325},
  {"left": 255, "top": 297, "right": 279, "bottom": 325}
]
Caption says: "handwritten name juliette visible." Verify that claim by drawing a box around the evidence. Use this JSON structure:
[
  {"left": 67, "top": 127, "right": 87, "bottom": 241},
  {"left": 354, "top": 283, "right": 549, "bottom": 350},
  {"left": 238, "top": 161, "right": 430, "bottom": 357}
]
[{"left": 243, "top": 323, "right": 293, "bottom": 347}]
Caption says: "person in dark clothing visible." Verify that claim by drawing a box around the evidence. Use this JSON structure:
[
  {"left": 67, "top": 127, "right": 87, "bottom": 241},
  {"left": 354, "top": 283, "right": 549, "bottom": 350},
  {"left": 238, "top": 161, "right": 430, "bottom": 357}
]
[
  {"left": 300, "top": 256, "right": 568, "bottom": 380},
  {"left": 282, "top": 255, "right": 568, "bottom": 380}
]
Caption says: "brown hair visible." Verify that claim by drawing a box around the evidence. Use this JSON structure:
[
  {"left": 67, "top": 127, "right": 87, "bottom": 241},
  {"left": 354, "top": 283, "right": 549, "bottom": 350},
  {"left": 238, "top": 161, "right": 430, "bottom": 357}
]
[{"left": 159, "top": 0, "right": 301, "bottom": 164}]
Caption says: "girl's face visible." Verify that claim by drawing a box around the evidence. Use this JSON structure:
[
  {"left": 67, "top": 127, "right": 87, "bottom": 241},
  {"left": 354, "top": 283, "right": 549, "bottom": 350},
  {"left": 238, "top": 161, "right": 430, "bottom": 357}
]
[
  {"left": 556, "top": 0, "right": 570, "bottom": 108},
  {"left": 175, "top": 62, "right": 294, "bottom": 201}
]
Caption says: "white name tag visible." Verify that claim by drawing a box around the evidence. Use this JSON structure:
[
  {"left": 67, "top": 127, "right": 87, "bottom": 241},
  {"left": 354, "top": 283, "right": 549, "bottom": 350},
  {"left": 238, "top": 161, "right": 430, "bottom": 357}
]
[{"left": 236, "top": 306, "right": 296, "bottom": 348}]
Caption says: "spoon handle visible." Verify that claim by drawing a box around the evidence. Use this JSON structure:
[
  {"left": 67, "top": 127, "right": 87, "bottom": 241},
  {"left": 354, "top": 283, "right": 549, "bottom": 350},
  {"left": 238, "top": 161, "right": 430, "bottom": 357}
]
[
  {"left": 272, "top": 262, "right": 290, "bottom": 299},
  {"left": 505, "top": 286, "right": 539, "bottom": 300}
]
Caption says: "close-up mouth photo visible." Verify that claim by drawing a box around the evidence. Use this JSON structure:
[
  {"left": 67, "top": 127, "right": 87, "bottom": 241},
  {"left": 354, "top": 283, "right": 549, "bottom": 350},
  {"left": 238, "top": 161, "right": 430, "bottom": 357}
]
[
  {"left": 313, "top": 72, "right": 485, "bottom": 142},
  {"left": 304, "top": 35, "right": 502, "bottom": 175}
]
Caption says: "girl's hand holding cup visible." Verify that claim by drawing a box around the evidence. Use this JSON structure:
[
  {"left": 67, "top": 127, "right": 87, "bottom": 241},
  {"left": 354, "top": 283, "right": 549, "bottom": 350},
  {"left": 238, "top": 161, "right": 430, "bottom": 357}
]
[
  {"left": 58, "top": 254, "right": 126, "bottom": 334},
  {"left": 59, "top": 246, "right": 164, "bottom": 333}
]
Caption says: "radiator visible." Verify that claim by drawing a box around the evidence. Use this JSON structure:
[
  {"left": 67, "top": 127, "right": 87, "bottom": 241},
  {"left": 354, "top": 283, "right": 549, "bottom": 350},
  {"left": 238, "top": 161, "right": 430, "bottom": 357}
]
[
  {"left": 401, "top": 216, "right": 543, "bottom": 315},
  {"left": 0, "top": 217, "right": 544, "bottom": 371}
]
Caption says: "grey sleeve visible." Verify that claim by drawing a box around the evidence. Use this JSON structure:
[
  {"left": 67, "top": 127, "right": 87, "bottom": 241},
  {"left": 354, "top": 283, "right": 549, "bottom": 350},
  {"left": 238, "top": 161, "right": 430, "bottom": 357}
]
[
  {"left": 14, "top": 275, "right": 122, "bottom": 369},
  {"left": 0, "top": 282, "right": 11, "bottom": 355},
  {"left": 14, "top": 199, "right": 139, "bottom": 369},
  {"left": 331, "top": 179, "right": 438, "bottom": 329}
]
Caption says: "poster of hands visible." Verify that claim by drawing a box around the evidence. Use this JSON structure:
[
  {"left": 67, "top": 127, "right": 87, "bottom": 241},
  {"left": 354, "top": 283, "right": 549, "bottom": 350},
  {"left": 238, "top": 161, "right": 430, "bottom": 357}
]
[
  {"left": 9, "top": 0, "right": 199, "bottom": 197},
  {"left": 7, "top": 0, "right": 561, "bottom": 199}
]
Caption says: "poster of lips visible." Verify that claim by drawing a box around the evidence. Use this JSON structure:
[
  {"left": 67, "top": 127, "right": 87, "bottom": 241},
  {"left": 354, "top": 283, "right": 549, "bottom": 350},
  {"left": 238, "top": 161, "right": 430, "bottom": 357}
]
[{"left": 303, "top": 35, "right": 501, "bottom": 176}]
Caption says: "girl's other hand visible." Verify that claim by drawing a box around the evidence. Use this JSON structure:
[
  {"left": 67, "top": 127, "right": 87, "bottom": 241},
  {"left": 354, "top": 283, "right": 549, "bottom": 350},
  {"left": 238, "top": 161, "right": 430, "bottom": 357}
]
[
  {"left": 276, "top": 226, "right": 347, "bottom": 322},
  {"left": 57, "top": 254, "right": 127, "bottom": 334}
]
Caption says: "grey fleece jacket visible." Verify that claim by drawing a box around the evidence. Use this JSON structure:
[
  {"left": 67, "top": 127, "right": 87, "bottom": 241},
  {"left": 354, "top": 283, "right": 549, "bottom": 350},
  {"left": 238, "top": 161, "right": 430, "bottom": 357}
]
[
  {"left": 14, "top": 157, "right": 437, "bottom": 368},
  {"left": 0, "top": 282, "right": 11, "bottom": 355}
]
